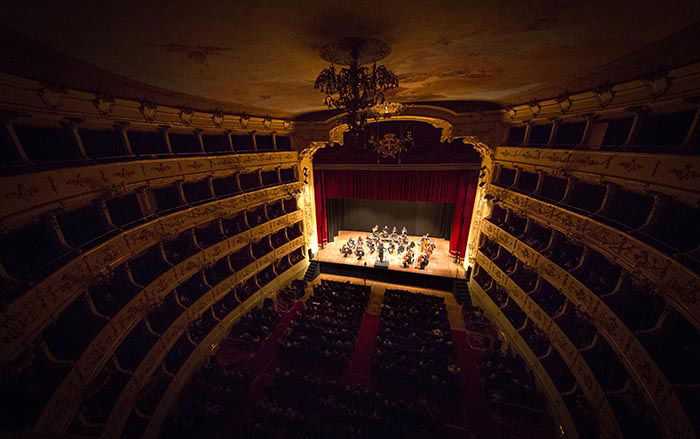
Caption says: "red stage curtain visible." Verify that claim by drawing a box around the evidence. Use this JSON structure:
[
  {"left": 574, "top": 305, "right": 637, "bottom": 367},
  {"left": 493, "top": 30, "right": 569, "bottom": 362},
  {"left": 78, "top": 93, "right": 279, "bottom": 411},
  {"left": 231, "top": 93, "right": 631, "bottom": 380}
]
[{"left": 313, "top": 169, "right": 478, "bottom": 258}]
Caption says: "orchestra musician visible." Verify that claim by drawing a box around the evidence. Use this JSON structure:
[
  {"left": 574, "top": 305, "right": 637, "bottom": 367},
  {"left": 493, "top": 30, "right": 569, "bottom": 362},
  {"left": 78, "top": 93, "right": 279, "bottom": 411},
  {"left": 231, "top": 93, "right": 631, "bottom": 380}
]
[
  {"left": 381, "top": 226, "right": 389, "bottom": 238},
  {"left": 372, "top": 225, "right": 379, "bottom": 237},
  {"left": 402, "top": 249, "right": 414, "bottom": 268},
  {"left": 355, "top": 245, "right": 364, "bottom": 261},
  {"left": 340, "top": 243, "right": 352, "bottom": 257},
  {"left": 416, "top": 251, "right": 430, "bottom": 270},
  {"left": 378, "top": 243, "right": 385, "bottom": 262}
]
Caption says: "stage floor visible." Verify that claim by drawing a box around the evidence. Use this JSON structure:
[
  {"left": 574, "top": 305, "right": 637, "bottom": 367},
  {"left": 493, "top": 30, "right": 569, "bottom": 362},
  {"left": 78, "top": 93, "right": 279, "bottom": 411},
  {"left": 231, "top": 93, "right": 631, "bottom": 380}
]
[{"left": 318, "top": 230, "right": 466, "bottom": 279}]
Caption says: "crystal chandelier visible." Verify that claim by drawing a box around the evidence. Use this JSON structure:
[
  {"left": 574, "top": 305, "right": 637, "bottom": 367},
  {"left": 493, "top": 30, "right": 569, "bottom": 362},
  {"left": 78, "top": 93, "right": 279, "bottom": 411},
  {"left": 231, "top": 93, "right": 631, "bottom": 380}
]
[{"left": 314, "top": 37, "right": 399, "bottom": 136}]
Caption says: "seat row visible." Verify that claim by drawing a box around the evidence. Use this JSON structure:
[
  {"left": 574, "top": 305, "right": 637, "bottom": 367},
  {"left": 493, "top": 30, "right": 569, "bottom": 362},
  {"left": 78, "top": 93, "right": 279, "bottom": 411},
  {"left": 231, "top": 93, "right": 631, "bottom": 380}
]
[
  {"left": 0, "top": 120, "right": 293, "bottom": 174},
  {"left": 492, "top": 165, "right": 700, "bottom": 273},
  {"left": 0, "top": 176, "right": 298, "bottom": 307}
]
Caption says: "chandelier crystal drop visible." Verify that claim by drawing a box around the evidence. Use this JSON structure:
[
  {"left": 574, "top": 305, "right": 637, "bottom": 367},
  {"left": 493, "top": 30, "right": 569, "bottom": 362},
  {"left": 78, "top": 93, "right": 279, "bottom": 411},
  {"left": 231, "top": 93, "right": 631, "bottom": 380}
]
[{"left": 314, "top": 37, "right": 400, "bottom": 136}]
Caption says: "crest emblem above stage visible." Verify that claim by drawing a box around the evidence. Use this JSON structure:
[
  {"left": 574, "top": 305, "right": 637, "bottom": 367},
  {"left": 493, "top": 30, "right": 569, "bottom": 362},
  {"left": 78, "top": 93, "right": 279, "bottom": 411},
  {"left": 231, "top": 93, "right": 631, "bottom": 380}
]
[{"left": 370, "top": 131, "right": 413, "bottom": 158}]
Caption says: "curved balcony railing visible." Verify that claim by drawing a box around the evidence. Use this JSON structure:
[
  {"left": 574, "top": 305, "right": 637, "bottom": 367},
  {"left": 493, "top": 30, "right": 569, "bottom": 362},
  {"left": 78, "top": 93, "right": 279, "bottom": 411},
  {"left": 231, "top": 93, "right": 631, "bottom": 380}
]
[{"left": 480, "top": 219, "right": 695, "bottom": 439}]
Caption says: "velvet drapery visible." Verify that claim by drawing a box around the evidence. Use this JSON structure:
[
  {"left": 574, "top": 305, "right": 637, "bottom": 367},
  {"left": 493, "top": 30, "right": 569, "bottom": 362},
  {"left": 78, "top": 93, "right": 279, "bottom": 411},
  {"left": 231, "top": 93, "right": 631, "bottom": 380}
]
[{"left": 313, "top": 169, "right": 478, "bottom": 258}]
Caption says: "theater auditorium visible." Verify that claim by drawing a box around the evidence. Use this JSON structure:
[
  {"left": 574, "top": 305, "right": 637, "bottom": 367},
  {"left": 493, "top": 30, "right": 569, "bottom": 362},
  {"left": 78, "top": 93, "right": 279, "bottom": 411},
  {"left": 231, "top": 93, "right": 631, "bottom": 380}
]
[{"left": 0, "top": 2, "right": 698, "bottom": 438}]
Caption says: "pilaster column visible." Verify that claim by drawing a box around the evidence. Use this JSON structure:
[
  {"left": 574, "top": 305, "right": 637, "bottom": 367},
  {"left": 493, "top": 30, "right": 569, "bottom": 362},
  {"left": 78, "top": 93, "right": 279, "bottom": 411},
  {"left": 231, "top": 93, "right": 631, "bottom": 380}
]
[
  {"left": 677, "top": 102, "right": 700, "bottom": 152},
  {"left": 623, "top": 106, "right": 649, "bottom": 147},
  {"left": 0, "top": 114, "right": 33, "bottom": 164},
  {"left": 193, "top": 128, "right": 205, "bottom": 153},
  {"left": 64, "top": 118, "right": 89, "bottom": 160},
  {"left": 159, "top": 125, "right": 174, "bottom": 154},
  {"left": 545, "top": 118, "right": 559, "bottom": 147},
  {"left": 522, "top": 121, "right": 533, "bottom": 146},
  {"left": 224, "top": 130, "right": 234, "bottom": 152},
  {"left": 116, "top": 122, "right": 134, "bottom": 156},
  {"left": 251, "top": 132, "right": 258, "bottom": 151},
  {"left": 578, "top": 113, "right": 597, "bottom": 149}
]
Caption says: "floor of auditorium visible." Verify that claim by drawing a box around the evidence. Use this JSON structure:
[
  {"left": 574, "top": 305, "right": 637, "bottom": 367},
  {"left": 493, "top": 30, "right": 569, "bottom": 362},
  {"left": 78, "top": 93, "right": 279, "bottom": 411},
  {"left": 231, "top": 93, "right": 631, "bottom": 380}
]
[{"left": 216, "top": 274, "right": 556, "bottom": 439}]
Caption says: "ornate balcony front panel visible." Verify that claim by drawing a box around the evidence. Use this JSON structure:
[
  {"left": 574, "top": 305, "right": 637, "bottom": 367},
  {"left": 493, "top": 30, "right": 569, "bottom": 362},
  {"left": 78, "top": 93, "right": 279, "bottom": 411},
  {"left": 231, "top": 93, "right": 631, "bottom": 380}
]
[
  {"left": 34, "top": 209, "right": 302, "bottom": 434},
  {"left": 476, "top": 251, "right": 623, "bottom": 439},
  {"left": 469, "top": 279, "right": 578, "bottom": 439},
  {"left": 0, "top": 152, "right": 297, "bottom": 226},
  {"left": 0, "top": 183, "right": 301, "bottom": 363},
  {"left": 480, "top": 220, "right": 695, "bottom": 439},
  {"left": 103, "top": 240, "right": 305, "bottom": 439},
  {"left": 494, "top": 147, "right": 700, "bottom": 198},
  {"left": 486, "top": 185, "right": 699, "bottom": 329},
  {"left": 140, "top": 255, "right": 305, "bottom": 439}
]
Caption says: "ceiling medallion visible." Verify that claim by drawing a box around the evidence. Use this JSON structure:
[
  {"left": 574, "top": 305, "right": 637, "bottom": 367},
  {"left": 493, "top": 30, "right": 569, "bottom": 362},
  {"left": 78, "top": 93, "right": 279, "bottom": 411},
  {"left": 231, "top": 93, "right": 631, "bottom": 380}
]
[
  {"left": 369, "top": 131, "right": 413, "bottom": 159},
  {"left": 315, "top": 37, "right": 399, "bottom": 137}
]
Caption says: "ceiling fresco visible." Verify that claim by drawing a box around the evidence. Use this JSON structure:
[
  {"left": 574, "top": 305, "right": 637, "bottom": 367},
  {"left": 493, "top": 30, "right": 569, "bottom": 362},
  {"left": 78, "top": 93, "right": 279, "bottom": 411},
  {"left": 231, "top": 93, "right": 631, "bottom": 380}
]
[{"left": 1, "top": 0, "right": 699, "bottom": 115}]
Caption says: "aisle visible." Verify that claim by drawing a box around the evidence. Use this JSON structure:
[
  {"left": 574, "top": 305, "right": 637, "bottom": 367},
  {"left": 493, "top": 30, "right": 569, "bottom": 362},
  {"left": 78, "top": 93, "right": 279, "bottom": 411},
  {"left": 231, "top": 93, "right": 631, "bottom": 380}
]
[{"left": 347, "top": 313, "right": 380, "bottom": 384}]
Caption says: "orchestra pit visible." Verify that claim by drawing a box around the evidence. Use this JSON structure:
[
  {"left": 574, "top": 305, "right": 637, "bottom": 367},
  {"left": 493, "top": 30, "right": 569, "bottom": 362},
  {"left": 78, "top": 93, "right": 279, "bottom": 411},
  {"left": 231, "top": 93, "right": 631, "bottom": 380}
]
[{"left": 1, "top": 2, "right": 699, "bottom": 438}]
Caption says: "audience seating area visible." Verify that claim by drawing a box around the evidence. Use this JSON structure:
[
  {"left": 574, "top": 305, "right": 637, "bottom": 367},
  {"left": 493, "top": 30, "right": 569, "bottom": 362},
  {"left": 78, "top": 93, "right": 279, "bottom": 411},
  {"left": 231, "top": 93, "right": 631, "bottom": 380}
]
[
  {"left": 245, "top": 369, "right": 444, "bottom": 439},
  {"left": 279, "top": 280, "right": 371, "bottom": 370},
  {"left": 373, "top": 290, "right": 458, "bottom": 393}
]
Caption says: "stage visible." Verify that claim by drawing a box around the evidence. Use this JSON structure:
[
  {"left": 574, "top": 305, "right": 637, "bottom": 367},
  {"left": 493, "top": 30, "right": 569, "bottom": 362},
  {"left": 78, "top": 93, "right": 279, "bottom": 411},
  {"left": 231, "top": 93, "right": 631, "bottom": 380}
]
[{"left": 316, "top": 230, "right": 466, "bottom": 291}]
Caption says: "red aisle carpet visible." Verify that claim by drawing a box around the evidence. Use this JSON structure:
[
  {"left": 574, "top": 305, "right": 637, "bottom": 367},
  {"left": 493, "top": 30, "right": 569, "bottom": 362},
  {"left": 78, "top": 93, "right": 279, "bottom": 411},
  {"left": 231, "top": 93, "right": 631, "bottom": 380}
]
[{"left": 347, "top": 313, "right": 380, "bottom": 384}]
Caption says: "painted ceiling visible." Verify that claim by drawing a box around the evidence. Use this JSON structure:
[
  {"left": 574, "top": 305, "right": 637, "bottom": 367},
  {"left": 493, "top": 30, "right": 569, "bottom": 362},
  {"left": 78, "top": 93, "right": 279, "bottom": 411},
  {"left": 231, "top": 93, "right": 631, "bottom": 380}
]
[{"left": 2, "top": 0, "right": 699, "bottom": 116}]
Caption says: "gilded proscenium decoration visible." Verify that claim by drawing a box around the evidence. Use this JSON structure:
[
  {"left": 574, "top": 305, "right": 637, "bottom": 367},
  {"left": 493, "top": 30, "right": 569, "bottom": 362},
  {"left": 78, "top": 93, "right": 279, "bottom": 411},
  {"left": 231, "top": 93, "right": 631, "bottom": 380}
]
[
  {"left": 0, "top": 183, "right": 302, "bottom": 363},
  {"left": 36, "top": 216, "right": 304, "bottom": 434},
  {"left": 0, "top": 152, "right": 298, "bottom": 226},
  {"left": 486, "top": 185, "right": 699, "bottom": 328},
  {"left": 369, "top": 132, "right": 413, "bottom": 159},
  {"left": 139, "top": 255, "right": 307, "bottom": 439},
  {"left": 469, "top": 280, "right": 578, "bottom": 439},
  {"left": 479, "top": 220, "right": 695, "bottom": 439},
  {"left": 475, "top": 251, "right": 623, "bottom": 439},
  {"left": 103, "top": 243, "right": 306, "bottom": 439}
]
